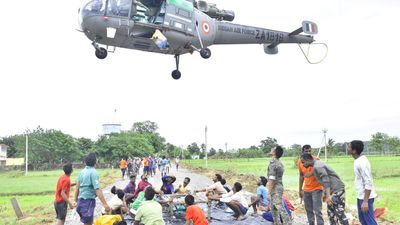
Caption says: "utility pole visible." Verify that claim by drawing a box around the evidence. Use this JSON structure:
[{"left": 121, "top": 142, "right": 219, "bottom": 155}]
[
  {"left": 25, "top": 131, "right": 28, "bottom": 176},
  {"left": 205, "top": 126, "right": 208, "bottom": 168},
  {"left": 323, "top": 129, "right": 328, "bottom": 162},
  {"left": 225, "top": 142, "right": 228, "bottom": 152}
]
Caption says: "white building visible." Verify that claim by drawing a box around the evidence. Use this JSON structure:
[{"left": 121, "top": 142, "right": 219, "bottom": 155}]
[
  {"left": 0, "top": 144, "right": 8, "bottom": 166},
  {"left": 102, "top": 123, "right": 122, "bottom": 135}
]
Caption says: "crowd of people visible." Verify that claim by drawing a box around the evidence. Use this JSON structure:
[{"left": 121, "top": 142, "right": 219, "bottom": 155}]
[{"left": 53, "top": 140, "right": 379, "bottom": 225}]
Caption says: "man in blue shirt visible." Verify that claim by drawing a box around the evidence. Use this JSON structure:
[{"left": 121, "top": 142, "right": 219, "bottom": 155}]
[
  {"left": 74, "top": 153, "right": 110, "bottom": 225},
  {"left": 249, "top": 176, "right": 269, "bottom": 215},
  {"left": 159, "top": 175, "right": 176, "bottom": 194}
]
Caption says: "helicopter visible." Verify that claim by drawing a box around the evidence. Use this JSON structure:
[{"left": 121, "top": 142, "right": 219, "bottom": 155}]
[{"left": 78, "top": 0, "right": 327, "bottom": 80}]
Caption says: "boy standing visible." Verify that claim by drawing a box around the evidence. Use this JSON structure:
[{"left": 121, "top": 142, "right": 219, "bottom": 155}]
[
  {"left": 54, "top": 163, "right": 76, "bottom": 225},
  {"left": 185, "top": 194, "right": 208, "bottom": 225},
  {"left": 75, "top": 153, "right": 110, "bottom": 225},
  {"left": 348, "top": 140, "right": 378, "bottom": 225}
]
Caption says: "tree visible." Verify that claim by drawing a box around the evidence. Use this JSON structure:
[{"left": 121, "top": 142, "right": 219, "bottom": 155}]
[
  {"left": 370, "top": 132, "right": 389, "bottom": 154},
  {"left": 77, "top": 137, "right": 93, "bottom": 155},
  {"left": 95, "top": 132, "right": 154, "bottom": 162},
  {"left": 165, "top": 143, "right": 176, "bottom": 157},
  {"left": 259, "top": 137, "right": 278, "bottom": 154},
  {"left": 290, "top": 144, "right": 302, "bottom": 157},
  {"left": 131, "top": 121, "right": 158, "bottom": 134},
  {"left": 187, "top": 142, "right": 200, "bottom": 155},
  {"left": 387, "top": 136, "right": 400, "bottom": 154},
  {"left": 209, "top": 148, "right": 217, "bottom": 157}
]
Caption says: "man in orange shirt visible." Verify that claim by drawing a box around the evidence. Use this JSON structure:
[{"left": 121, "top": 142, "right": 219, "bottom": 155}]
[
  {"left": 298, "top": 145, "right": 324, "bottom": 225},
  {"left": 120, "top": 158, "right": 127, "bottom": 179}
]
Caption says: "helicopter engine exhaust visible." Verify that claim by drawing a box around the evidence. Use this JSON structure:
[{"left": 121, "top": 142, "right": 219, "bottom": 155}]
[
  {"left": 197, "top": 1, "right": 235, "bottom": 22},
  {"left": 264, "top": 44, "right": 279, "bottom": 55}
]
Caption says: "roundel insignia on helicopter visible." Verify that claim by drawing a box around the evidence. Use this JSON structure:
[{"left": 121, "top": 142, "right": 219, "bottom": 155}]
[{"left": 201, "top": 21, "right": 211, "bottom": 35}]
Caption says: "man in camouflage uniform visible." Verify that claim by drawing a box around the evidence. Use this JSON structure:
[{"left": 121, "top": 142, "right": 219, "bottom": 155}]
[
  {"left": 301, "top": 154, "right": 349, "bottom": 225},
  {"left": 267, "top": 146, "right": 292, "bottom": 225}
]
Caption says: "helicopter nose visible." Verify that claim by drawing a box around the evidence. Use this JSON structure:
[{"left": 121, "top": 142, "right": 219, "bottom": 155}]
[
  {"left": 78, "top": 8, "right": 83, "bottom": 31},
  {"left": 78, "top": 0, "right": 106, "bottom": 32}
]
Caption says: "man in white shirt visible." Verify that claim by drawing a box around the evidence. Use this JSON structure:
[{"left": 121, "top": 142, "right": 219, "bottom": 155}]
[
  {"left": 209, "top": 182, "right": 248, "bottom": 221},
  {"left": 348, "top": 140, "right": 378, "bottom": 225},
  {"left": 194, "top": 174, "right": 228, "bottom": 196}
]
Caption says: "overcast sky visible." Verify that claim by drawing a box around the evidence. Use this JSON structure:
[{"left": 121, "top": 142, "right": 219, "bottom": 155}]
[{"left": 1, "top": 0, "right": 400, "bottom": 150}]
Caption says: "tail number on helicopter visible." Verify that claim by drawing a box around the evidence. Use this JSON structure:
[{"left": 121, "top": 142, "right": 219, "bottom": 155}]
[{"left": 255, "top": 30, "right": 284, "bottom": 42}]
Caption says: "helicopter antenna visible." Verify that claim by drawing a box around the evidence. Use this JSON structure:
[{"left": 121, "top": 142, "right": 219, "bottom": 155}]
[{"left": 298, "top": 42, "right": 328, "bottom": 64}]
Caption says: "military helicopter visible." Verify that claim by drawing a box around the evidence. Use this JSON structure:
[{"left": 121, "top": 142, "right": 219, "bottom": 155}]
[{"left": 78, "top": 0, "right": 327, "bottom": 79}]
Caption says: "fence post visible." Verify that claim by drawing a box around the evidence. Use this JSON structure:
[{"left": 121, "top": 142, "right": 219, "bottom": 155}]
[{"left": 11, "top": 197, "right": 24, "bottom": 219}]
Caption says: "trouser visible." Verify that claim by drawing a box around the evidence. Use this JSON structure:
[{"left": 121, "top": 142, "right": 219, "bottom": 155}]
[
  {"left": 304, "top": 190, "right": 324, "bottom": 225},
  {"left": 357, "top": 198, "right": 378, "bottom": 225},
  {"left": 327, "top": 190, "right": 349, "bottom": 225},
  {"left": 271, "top": 192, "right": 292, "bottom": 225}
]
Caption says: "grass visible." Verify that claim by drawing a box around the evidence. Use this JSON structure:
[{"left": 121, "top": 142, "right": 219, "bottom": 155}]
[
  {"left": 0, "top": 168, "right": 120, "bottom": 225},
  {"left": 183, "top": 156, "right": 400, "bottom": 222}
]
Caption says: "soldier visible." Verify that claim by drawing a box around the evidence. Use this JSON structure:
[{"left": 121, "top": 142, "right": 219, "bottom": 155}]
[
  {"left": 301, "top": 154, "right": 349, "bottom": 225},
  {"left": 267, "top": 146, "right": 292, "bottom": 225}
]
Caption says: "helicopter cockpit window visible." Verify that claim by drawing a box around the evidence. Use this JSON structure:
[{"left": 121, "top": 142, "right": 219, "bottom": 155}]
[
  {"left": 107, "top": 0, "right": 131, "bottom": 17},
  {"left": 80, "top": 0, "right": 106, "bottom": 17}
]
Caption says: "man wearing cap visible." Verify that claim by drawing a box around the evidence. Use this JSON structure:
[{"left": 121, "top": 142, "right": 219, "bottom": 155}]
[{"left": 267, "top": 146, "right": 292, "bottom": 225}]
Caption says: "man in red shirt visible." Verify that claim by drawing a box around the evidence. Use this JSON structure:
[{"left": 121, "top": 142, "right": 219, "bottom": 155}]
[
  {"left": 133, "top": 174, "right": 152, "bottom": 198},
  {"left": 298, "top": 145, "right": 324, "bottom": 225},
  {"left": 54, "top": 163, "right": 76, "bottom": 225},
  {"left": 185, "top": 194, "right": 208, "bottom": 225}
]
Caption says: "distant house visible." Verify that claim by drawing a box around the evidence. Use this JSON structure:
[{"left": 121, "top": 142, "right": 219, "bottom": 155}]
[
  {"left": 191, "top": 155, "right": 200, "bottom": 160},
  {"left": 0, "top": 144, "right": 8, "bottom": 166}
]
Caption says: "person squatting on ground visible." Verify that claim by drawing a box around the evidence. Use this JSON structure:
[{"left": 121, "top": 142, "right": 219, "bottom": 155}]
[
  {"left": 209, "top": 182, "right": 248, "bottom": 221},
  {"left": 348, "top": 140, "right": 378, "bottom": 225},
  {"left": 248, "top": 176, "right": 269, "bottom": 215},
  {"left": 132, "top": 174, "right": 152, "bottom": 198},
  {"left": 54, "top": 163, "right": 76, "bottom": 225},
  {"left": 267, "top": 146, "right": 292, "bottom": 225},
  {"left": 298, "top": 145, "right": 324, "bottom": 225},
  {"left": 175, "top": 177, "right": 192, "bottom": 194},
  {"left": 157, "top": 175, "right": 176, "bottom": 194},
  {"left": 101, "top": 186, "right": 128, "bottom": 215},
  {"left": 185, "top": 194, "right": 209, "bottom": 225},
  {"left": 195, "top": 174, "right": 228, "bottom": 197},
  {"left": 220, "top": 178, "right": 232, "bottom": 193},
  {"left": 262, "top": 197, "right": 292, "bottom": 223},
  {"left": 134, "top": 186, "right": 165, "bottom": 225},
  {"left": 301, "top": 154, "right": 349, "bottom": 225},
  {"left": 123, "top": 173, "right": 137, "bottom": 204},
  {"left": 75, "top": 153, "right": 111, "bottom": 225}
]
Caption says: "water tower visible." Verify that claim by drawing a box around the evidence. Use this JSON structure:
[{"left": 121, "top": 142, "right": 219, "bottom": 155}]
[{"left": 102, "top": 109, "right": 121, "bottom": 135}]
